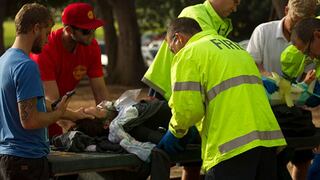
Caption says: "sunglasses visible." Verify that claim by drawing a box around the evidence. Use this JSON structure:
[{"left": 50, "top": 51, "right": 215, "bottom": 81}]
[{"left": 70, "top": 25, "right": 95, "bottom": 35}]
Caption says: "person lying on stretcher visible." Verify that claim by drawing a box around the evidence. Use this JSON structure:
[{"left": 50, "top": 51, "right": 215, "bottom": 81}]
[{"left": 61, "top": 89, "right": 198, "bottom": 161}]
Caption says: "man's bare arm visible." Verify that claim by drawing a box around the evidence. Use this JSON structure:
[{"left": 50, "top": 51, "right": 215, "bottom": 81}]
[
  {"left": 18, "top": 96, "right": 68, "bottom": 129},
  {"left": 43, "top": 80, "right": 93, "bottom": 121},
  {"left": 256, "top": 63, "right": 272, "bottom": 77},
  {"left": 90, "top": 77, "right": 108, "bottom": 104}
]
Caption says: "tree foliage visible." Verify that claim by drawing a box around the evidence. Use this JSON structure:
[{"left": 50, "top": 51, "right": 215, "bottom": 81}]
[
  {"left": 95, "top": 0, "right": 146, "bottom": 86},
  {"left": 0, "top": 0, "right": 302, "bottom": 85},
  {"left": 0, "top": 0, "right": 90, "bottom": 54},
  {"left": 229, "top": 0, "right": 272, "bottom": 41},
  {"left": 136, "top": 0, "right": 202, "bottom": 33},
  {"left": 5, "top": 0, "right": 69, "bottom": 19},
  {"left": 136, "top": 0, "right": 273, "bottom": 41}
]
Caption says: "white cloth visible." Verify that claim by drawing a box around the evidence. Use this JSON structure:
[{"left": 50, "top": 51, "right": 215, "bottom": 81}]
[
  {"left": 107, "top": 89, "right": 157, "bottom": 162},
  {"left": 108, "top": 106, "right": 139, "bottom": 143},
  {"left": 247, "top": 18, "right": 291, "bottom": 75},
  {"left": 108, "top": 104, "right": 156, "bottom": 162},
  {"left": 120, "top": 137, "right": 156, "bottom": 163}
]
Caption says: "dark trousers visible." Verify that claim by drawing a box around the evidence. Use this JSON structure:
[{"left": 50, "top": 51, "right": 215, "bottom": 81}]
[
  {"left": 0, "top": 155, "right": 49, "bottom": 180},
  {"left": 205, "top": 147, "right": 277, "bottom": 180}
]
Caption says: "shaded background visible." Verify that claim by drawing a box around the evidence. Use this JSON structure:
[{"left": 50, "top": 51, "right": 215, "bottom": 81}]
[{"left": 0, "top": 0, "right": 318, "bottom": 86}]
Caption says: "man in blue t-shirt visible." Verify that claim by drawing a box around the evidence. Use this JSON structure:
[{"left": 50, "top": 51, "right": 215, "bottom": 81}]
[{"left": 0, "top": 3, "right": 71, "bottom": 180}]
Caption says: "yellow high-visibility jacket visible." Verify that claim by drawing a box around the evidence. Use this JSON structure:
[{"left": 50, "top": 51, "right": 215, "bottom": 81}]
[
  {"left": 169, "top": 30, "right": 286, "bottom": 172},
  {"left": 142, "top": 1, "right": 232, "bottom": 101},
  {"left": 281, "top": 45, "right": 320, "bottom": 80}
]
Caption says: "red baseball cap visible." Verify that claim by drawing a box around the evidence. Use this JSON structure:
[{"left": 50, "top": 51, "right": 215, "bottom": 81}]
[{"left": 62, "top": 2, "right": 104, "bottom": 30}]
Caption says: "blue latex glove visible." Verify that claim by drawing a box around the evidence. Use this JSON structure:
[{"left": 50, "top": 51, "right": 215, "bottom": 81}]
[
  {"left": 305, "top": 95, "right": 320, "bottom": 107},
  {"left": 157, "top": 130, "right": 184, "bottom": 154},
  {"left": 262, "top": 77, "right": 278, "bottom": 94},
  {"left": 305, "top": 81, "right": 320, "bottom": 107},
  {"left": 313, "top": 80, "right": 320, "bottom": 96},
  {"left": 180, "top": 126, "right": 199, "bottom": 145}
]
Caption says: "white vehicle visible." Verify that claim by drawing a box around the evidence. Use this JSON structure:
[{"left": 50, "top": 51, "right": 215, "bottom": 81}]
[
  {"left": 141, "top": 46, "right": 155, "bottom": 67},
  {"left": 99, "top": 38, "right": 248, "bottom": 67},
  {"left": 98, "top": 40, "right": 161, "bottom": 67},
  {"left": 98, "top": 41, "right": 108, "bottom": 67},
  {"left": 141, "top": 40, "right": 162, "bottom": 66},
  {"left": 101, "top": 54, "right": 108, "bottom": 67}
]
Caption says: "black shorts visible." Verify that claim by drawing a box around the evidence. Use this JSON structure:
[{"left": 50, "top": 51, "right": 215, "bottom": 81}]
[{"left": 0, "top": 155, "right": 49, "bottom": 180}]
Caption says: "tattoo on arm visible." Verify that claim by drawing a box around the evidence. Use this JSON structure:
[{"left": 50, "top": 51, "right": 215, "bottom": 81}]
[{"left": 18, "top": 99, "right": 35, "bottom": 122}]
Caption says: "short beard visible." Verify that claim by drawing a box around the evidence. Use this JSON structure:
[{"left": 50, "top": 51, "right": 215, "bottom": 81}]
[
  {"left": 78, "top": 41, "right": 91, "bottom": 46},
  {"left": 31, "top": 37, "right": 42, "bottom": 54},
  {"left": 31, "top": 45, "right": 42, "bottom": 54},
  {"left": 71, "top": 34, "right": 91, "bottom": 46}
]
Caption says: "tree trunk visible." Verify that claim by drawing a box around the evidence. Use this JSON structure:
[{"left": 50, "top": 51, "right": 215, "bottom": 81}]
[
  {"left": 0, "top": 0, "right": 7, "bottom": 55},
  {"left": 109, "top": 0, "right": 146, "bottom": 86},
  {"left": 96, "top": 0, "right": 118, "bottom": 84}
]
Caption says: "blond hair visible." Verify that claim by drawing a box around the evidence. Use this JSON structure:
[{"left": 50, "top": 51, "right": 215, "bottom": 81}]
[{"left": 288, "top": 0, "right": 317, "bottom": 19}]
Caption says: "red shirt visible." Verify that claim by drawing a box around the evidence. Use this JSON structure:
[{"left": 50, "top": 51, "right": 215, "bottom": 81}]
[{"left": 31, "top": 28, "right": 104, "bottom": 137}]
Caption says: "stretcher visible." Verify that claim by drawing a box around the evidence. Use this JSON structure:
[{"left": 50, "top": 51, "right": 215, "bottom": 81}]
[
  {"left": 48, "top": 144, "right": 201, "bottom": 177},
  {"left": 48, "top": 129, "right": 320, "bottom": 179}
]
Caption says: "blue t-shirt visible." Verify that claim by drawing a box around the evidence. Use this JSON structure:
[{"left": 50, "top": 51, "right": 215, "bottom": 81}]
[{"left": 0, "top": 48, "right": 49, "bottom": 158}]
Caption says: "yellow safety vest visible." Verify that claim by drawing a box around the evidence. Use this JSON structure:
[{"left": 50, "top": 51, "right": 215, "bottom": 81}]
[
  {"left": 169, "top": 31, "right": 286, "bottom": 171},
  {"left": 281, "top": 45, "right": 320, "bottom": 80},
  {"left": 142, "top": 0, "right": 232, "bottom": 101}
]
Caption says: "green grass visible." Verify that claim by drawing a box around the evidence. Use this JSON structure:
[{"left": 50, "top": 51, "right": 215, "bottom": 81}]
[
  {"left": 4, "top": 21, "right": 15, "bottom": 48},
  {"left": 3, "top": 21, "right": 104, "bottom": 48}
]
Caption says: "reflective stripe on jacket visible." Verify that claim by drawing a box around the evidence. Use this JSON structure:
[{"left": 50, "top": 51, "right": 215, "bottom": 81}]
[
  {"left": 169, "top": 31, "right": 286, "bottom": 171},
  {"left": 142, "top": 0, "right": 232, "bottom": 101}
]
